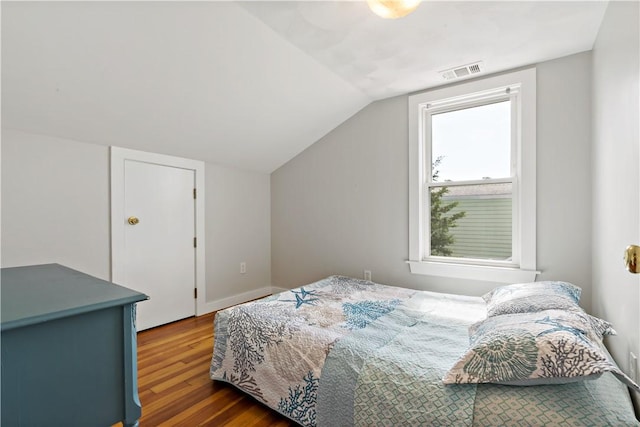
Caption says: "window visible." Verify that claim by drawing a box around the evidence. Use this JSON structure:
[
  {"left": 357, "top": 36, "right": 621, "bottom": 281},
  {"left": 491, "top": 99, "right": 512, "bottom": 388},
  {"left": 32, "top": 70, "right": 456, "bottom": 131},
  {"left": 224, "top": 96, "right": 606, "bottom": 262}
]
[{"left": 408, "top": 69, "right": 538, "bottom": 283}]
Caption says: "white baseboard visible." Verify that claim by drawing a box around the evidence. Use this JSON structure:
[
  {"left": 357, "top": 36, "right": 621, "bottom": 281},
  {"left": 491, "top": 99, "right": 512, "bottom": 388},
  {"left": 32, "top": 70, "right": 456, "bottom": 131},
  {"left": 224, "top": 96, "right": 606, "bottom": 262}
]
[
  {"left": 271, "top": 286, "right": 290, "bottom": 295},
  {"left": 198, "top": 286, "right": 273, "bottom": 315}
]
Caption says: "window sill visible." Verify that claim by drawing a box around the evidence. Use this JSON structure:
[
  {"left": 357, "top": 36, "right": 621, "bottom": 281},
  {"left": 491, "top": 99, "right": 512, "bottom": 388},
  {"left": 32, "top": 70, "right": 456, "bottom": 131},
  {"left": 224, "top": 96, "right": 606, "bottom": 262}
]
[{"left": 407, "top": 260, "right": 540, "bottom": 283}]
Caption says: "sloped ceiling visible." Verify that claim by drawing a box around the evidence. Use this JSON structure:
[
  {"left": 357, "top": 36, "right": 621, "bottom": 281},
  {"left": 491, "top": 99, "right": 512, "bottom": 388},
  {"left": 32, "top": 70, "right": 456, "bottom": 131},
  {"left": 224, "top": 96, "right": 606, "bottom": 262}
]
[{"left": 1, "top": 1, "right": 608, "bottom": 173}]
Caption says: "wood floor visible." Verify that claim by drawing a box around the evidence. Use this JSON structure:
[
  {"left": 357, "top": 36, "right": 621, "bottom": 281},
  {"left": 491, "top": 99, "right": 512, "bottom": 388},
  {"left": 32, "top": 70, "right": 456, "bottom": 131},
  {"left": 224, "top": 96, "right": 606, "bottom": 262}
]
[{"left": 116, "top": 312, "right": 298, "bottom": 427}]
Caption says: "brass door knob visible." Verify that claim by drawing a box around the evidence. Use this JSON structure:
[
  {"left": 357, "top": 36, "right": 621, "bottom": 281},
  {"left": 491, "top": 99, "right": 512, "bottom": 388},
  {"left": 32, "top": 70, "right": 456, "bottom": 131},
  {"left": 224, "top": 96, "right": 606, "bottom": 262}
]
[
  {"left": 127, "top": 216, "right": 140, "bottom": 225},
  {"left": 625, "top": 245, "right": 639, "bottom": 274}
]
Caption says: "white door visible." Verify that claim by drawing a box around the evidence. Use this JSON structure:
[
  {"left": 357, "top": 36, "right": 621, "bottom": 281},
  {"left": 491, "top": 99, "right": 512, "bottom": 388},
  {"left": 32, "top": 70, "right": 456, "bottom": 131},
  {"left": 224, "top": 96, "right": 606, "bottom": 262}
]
[
  {"left": 111, "top": 147, "right": 206, "bottom": 331},
  {"left": 124, "top": 160, "right": 195, "bottom": 330}
]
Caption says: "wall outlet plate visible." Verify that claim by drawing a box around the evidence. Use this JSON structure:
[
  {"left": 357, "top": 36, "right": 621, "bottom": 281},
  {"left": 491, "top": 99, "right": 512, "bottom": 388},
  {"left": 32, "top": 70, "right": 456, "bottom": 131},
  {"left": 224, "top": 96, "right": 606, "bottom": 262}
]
[
  {"left": 364, "top": 270, "right": 372, "bottom": 281},
  {"left": 630, "top": 352, "right": 638, "bottom": 382}
]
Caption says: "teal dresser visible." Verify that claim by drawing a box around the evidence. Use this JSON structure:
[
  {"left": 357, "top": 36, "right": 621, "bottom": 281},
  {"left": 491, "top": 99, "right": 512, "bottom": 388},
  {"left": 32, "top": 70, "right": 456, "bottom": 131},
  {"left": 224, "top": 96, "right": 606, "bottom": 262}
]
[{"left": 1, "top": 264, "right": 148, "bottom": 427}]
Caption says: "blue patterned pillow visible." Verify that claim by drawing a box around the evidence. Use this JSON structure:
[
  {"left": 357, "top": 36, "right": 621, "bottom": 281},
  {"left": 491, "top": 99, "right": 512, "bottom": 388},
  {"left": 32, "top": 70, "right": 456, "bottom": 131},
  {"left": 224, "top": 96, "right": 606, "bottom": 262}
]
[
  {"left": 442, "top": 310, "right": 638, "bottom": 391},
  {"left": 587, "top": 314, "right": 617, "bottom": 337},
  {"left": 483, "top": 281, "right": 582, "bottom": 317}
]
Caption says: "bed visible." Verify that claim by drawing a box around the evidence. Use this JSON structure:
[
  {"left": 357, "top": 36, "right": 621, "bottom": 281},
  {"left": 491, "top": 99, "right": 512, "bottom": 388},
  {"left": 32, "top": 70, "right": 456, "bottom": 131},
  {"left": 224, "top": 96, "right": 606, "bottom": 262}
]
[{"left": 210, "top": 275, "right": 639, "bottom": 426}]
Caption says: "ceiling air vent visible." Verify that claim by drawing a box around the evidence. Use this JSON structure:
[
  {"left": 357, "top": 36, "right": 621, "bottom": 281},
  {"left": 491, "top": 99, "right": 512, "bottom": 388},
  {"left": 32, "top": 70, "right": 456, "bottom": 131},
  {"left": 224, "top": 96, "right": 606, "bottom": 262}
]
[{"left": 440, "top": 61, "right": 485, "bottom": 81}]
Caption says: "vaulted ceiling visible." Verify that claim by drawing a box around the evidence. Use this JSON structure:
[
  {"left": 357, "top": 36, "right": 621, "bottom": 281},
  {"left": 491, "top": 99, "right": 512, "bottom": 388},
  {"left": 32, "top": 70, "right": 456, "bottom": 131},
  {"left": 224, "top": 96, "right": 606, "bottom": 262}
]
[{"left": 2, "top": 1, "right": 608, "bottom": 173}]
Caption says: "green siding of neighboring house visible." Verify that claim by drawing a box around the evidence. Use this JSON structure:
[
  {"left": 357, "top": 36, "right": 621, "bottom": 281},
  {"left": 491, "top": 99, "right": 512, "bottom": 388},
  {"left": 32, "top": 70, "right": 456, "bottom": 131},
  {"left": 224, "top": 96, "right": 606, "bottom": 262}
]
[{"left": 442, "top": 196, "right": 512, "bottom": 260}]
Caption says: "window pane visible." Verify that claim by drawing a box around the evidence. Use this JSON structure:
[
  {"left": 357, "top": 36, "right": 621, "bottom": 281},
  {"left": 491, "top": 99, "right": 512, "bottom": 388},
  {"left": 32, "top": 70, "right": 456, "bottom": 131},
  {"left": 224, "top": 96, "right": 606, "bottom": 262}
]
[
  {"left": 429, "top": 182, "right": 512, "bottom": 260},
  {"left": 431, "top": 101, "right": 511, "bottom": 182}
]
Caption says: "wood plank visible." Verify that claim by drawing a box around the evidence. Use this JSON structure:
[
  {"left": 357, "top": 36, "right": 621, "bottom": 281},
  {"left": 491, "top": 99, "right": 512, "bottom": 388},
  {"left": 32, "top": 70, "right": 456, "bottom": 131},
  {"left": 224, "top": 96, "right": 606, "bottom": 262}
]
[{"left": 129, "top": 312, "right": 297, "bottom": 426}]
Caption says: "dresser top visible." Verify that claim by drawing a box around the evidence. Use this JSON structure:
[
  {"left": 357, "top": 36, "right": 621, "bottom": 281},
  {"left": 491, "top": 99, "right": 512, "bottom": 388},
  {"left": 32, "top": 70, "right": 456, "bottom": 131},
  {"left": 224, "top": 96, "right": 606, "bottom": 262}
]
[{"left": 1, "top": 264, "right": 148, "bottom": 331}]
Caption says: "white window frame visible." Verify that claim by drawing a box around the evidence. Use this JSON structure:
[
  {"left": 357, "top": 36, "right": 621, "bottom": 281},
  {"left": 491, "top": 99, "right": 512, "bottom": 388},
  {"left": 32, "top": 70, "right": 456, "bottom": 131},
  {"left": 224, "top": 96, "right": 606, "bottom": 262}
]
[{"left": 408, "top": 68, "right": 539, "bottom": 283}]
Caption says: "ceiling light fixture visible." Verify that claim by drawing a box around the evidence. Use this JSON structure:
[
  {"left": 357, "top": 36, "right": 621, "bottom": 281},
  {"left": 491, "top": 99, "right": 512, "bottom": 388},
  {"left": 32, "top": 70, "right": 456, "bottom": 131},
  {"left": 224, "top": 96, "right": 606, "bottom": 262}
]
[{"left": 367, "top": 0, "right": 422, "bottom": 19}]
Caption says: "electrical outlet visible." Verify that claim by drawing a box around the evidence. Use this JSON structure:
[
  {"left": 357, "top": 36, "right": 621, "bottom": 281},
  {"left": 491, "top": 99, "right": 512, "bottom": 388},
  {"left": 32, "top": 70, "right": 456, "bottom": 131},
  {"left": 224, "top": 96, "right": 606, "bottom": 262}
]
[
  {"left": 240, "top": 262, "right": 246, "bottom": 274},
  {"left": 630, "top": 352, "right": 638, "bottom": 382},
  {"left": 364, "top": 270, "right": 372, "bottom": 281}
]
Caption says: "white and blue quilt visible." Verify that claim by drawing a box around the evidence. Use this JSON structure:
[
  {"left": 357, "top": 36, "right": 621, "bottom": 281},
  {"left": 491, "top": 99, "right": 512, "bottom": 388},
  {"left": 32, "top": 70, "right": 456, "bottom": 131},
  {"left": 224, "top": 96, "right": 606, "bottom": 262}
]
[{"left": 209, "top": 276, "right": 638, "bottom": 426}]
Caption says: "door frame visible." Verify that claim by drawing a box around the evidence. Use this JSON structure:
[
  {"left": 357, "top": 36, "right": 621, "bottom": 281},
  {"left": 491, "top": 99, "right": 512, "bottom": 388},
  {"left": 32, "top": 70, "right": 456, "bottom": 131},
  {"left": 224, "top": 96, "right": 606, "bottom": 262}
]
[{"left": 110, "top": 146, "right": 206, "bottom": 316}]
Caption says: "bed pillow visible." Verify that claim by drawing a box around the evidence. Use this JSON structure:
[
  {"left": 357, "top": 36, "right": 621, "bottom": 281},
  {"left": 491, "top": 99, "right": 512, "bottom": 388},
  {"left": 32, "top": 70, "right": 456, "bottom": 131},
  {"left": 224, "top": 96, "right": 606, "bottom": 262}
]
[
  {"left": 482, "top": 281, "right": 582, "bottom": 317},
  {"left": 588, "top": 314, "right": 617, "bottom": 337},
  {"left": 442, "top": 309, "right": 639, "bottom": 391}
]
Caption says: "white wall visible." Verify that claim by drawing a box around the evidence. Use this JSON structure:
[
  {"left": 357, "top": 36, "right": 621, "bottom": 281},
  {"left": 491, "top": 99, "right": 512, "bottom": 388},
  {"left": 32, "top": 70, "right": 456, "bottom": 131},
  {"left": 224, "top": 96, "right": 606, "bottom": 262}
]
[
  {"left": 536, "top": 52, "right": 593, "bottom": 310},
  {"left": 591, "top": 0, "right": 640, "bottom": 396},
  {"left": 205, "top": 163, "right": 271, "bottom": 302},
  {"left": 1, "top": 129, "right": 272, "bottom": 309},
  {"left": 272, "top": 51, "right": 594, "bottom": 310},
  {"left": 1, "top": 130, "right": 112, "bottom": 279}
]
